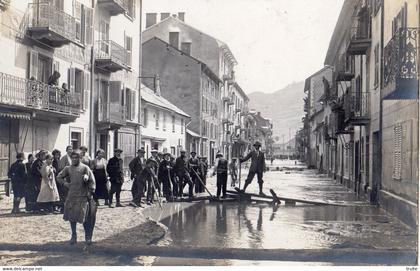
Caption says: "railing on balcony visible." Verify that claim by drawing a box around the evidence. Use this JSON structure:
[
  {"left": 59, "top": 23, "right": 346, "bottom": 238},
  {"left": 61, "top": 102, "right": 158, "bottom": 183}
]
[
  {"left": 344, "top": 92, "right": 370, "bottom": 125},
  {"left": 0, "top": 72, "right": 82, "bottom": 116},
  {"left": 97, "top": 0, "right": 128, "bottom": 16},
  {"left": 383, "top": 27, "right": 419, "bottom": 99},
  {"left": 347, "top": 4, "right": 371, "bottom": 55},
  {"left": 335, "top": 53, "right": 354, "bottom": 82},
  {"left": 27, "top": 2, "right": 76, "bottom": 46},
  {"left": 95, "top": 40, "right": 128, "bottom": 72},
  {"left": 98, "top": 101, "right": 126, "bottom": 126}
]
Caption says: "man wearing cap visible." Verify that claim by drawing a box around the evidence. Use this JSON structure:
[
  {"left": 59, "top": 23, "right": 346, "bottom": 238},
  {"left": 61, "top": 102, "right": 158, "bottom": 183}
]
[
  {"left": 188, "top": 151, "right": 200, "bottom": 193},
  {"left": 158, "top": 153, "right": 174, "bottom": 201},
  {"left": 145, "top": 149, "right": 160, "bottom": 204},
  {"left": 107, "top": 149, "right": 124, "bottom": 207},
  {"left": 56, "top": 150, "right": 96, "bottom": 246},
  {"left": 174, "top": 150, "right": 194, "bottom": 199},
  {"left": 239, "top": 141, "right": 266, "bottom": 196},
  {"left": 129, "top": 148, "right": 146, "bottom": 207}
]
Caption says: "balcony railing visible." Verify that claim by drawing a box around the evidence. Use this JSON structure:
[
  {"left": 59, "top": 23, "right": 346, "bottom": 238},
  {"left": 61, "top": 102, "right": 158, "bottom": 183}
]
[
  {"left": 344, "top": 92, "right": 370, "bottom": 125},
  {"left": 95, "top": 40, "right": 128, "bottom": 72},
  {"left": 98, "top": 101, "right": 126, "bottom": 127},
  {"left": 97, "top": 0, "right": 128, "bottom": 16},
  {"left": 347, "top": 5, "right": 371, "bottom": 55},
  {"left": 335, "top": 53, "right": 354, "bottom": 82},
  {"left": 0, "top": 72, "right": 82, "bottom": 117},
  {"left": 27, "top": 3, "right": 76, "bottom": 47},
  {"left": 383, "top": 28, "right": 419, "bottom": 99}
]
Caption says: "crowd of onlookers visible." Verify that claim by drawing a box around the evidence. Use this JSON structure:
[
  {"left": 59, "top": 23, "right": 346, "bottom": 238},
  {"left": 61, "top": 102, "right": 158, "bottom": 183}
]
[{"left": 6, "top": 144, "right": 244, "bottom": 214}]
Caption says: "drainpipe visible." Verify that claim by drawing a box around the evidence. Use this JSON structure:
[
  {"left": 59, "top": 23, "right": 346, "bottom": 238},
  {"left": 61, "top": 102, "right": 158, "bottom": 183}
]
[
  {"left": 89, "top": 0, "right": 96, "bottom": 158},
  {"left": 137, "top": 0, "right": 143, "bottom": 149}
]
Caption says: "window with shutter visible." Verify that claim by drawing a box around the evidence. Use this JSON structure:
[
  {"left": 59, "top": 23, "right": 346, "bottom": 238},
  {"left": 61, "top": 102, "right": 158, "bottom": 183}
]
[
  {"left": 125, "top": 35, "right": 132, "bottom": 67},
  {"left": 28, "top": 50, "right": 39, "bottom": 80},
  {"left": 125, "top": 88, "right": 131, "bottom": 119},
  {"left": 74, "top": 1, "right": 82, "bottom": 43},
  {"left": 84, "top": 7, "right": 93, "bottom": 45},
  {"left": 155, "top": 110, "right": 159, "bottom": 129},
  {"left": 83, "top": 72, "right": 90, "bottom": 110},
  {"left": 143, "top": 108, "right": 148, "bottom": 127},
  {"left": 68, "top": 68, "right": 75, "bottom": 93},
  {"left": 172, "top": 116, "right": 175, "bottom": 132},
  {"left": 163, "top": 113, "right": 166, "bottom": 131},
  {"left": 393, "top": 124, "right": 403, "bottom": 180},
  {"left": 130, "top": 90, "right": 135, "bottom": 120}
]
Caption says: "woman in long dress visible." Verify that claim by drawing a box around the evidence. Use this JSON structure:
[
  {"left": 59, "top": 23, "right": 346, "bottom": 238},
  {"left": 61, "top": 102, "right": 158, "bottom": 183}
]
[
  {"left": 91, "top": 149, "right": 109, "bottom": 206},
  {"left": 37, "top": 153, "right": 60, "bottom": 213}
]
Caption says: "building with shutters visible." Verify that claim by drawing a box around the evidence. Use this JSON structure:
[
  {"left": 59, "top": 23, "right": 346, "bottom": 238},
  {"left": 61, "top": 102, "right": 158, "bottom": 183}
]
[
  {"left": 140, "top": 83, "right": 190, "bottom": 158},
  {"left": 305, "top": 0, "right": 419, "bottom": 228},
  {"left": 142, "top": 13, "right": 241, "bottom": 164},
  {"left": 0, "top": 0, "right": 141, "bottom": 192},
  {"left": 142, "top": 36, "right": 222, "bottom": 164}
]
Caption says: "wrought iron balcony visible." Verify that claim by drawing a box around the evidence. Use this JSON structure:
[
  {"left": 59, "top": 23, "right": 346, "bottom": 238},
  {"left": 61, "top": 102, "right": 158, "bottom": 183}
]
[
  {"left": 344, "top": 92, "right": 370, "bottom": 126},
  {"left": 95, "top": 40, "right": 128, "bottom": 72},
  {"left": 383, "top": 28, "right": 419, "bottom": 99},
  {"left": 97, "top": 0, "right": 128, "bottom": 16},
  {"left": 97, "top": 101, "right": 126, "bottom": 129},
  {"left": 0, "top": 72, "right": 82, "bottom": 120},
  {"left": 27, "top": 2, "right": 76, "bottom": 47},
  {"left": 347, "top": 6, "right": 371, "bottom": 55},
  {"left": 334, "top": 110, "right": 351, "bottom": 135}
]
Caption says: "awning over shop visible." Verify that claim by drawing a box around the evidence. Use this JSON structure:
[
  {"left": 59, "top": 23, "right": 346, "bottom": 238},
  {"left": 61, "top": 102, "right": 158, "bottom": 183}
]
[
  {"left": 0, "top": 110, "right": 31, "bottom": 120},
  {"left": 186, "top": 129, "right": 201, "bottom": 138}
]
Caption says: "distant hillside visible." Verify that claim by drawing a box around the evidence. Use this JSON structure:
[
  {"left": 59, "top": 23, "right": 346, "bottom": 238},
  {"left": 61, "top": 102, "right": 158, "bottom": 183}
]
[{"left": 247, "top": 81, "right": 305, "bottom": 143}]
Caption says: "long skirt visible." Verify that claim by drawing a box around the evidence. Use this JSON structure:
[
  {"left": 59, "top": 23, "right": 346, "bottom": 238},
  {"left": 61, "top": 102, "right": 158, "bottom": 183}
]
[
  {"left": 25, "top": 181, "right": 40, "bottom": 211},
  {"left": 93, "top": 168, "right": 109, "bottom": 200}
]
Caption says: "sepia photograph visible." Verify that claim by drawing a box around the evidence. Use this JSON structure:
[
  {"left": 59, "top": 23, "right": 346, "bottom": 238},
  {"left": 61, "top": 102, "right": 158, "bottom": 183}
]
[{"left": 0, "top": 0, "right": 418, "bottom": 268}]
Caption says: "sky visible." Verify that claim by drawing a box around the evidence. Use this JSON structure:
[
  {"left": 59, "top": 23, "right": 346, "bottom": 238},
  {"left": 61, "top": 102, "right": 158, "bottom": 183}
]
[{"left": 142, "top": 0, "right": 345, "bottom": 94}]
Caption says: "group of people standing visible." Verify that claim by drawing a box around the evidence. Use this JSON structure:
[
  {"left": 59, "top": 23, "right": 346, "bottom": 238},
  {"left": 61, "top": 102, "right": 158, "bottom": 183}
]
[
  {"left": 128, "top": 148, "right": 209, "bottom": 207},
  {"left": 6, "top": 140, "right": 267, "bottom": 247}
]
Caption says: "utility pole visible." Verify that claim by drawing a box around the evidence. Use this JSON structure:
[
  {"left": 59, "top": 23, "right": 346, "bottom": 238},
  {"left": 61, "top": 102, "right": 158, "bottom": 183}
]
[{"left": 282, "top": 134, "right": 285, "bottom": 159}]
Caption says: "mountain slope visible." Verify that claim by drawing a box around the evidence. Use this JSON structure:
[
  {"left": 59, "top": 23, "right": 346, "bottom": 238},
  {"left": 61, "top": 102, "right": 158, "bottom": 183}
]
[{"left": 247, "top": 81, "right": 305, "bottom": 142}]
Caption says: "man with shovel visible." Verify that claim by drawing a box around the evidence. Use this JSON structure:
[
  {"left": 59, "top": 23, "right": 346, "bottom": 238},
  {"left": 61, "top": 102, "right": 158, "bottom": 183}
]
[{"left": 239, "top": 141, "right": 266, "bottom": 196}]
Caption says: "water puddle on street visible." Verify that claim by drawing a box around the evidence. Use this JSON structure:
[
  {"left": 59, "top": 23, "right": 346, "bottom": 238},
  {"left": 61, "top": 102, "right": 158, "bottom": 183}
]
[{"left": 143, "top": 200, "right": 416, "bottom": 251}]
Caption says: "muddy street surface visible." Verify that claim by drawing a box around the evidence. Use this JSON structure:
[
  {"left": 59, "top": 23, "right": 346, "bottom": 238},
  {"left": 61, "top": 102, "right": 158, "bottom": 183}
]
[{"left": 0, "top": 160, "right": 417, "bottom": 266}]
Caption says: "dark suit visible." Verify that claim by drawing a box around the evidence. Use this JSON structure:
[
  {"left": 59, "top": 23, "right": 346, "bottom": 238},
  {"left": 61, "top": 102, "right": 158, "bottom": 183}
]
[
  {"left": 107, "top": 156, "right": 124, "bottom": 204},
  {"left": 129, "top": 156, "right": 145, "bottom": 203},
  {"left": 240, "top": 150, "right": 266, "bottom": 185}
]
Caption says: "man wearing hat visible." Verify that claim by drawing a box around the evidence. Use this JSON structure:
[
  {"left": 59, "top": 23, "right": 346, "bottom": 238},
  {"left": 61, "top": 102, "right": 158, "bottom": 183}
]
[
  {"left": 129, "top": 148, "right": 146, "bottom": 207},
  {"left": 198, "top": 156, "right": 208, "bottom": 193},
  {"left": 144, "top": 149, "right": 160, "bottom": 204},
  {"left": 239, "top": 141, "right": 266, "bottom": 196},
  {"left": 188, "top": 151, "right": 200, "bottom": 193},
  {"left": 174, "top": 150, "right": 194, "bottom": 199},
  {"left": 107, "top": 148, "right": 124, "bottom": 207},
  {"left": 212, "top": 153, "right": 229, "bottom": 198},
  {"left": 158, "top": 152, "right": 175, "bottom": 201}
]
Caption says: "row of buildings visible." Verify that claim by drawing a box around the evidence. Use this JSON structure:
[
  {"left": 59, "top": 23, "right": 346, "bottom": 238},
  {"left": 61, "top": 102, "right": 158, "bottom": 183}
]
[
  {"left": 298, "top": 0, "right": 418, "bottom": 228},
  {"left": 0, "top": 1, "right": 273, "bottom": 192}
]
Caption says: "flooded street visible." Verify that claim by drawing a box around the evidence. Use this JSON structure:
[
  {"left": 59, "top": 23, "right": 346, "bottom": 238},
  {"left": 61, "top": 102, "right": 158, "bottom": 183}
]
[{"left": 143, "top": 160, "right": 417, "bottom": 265}]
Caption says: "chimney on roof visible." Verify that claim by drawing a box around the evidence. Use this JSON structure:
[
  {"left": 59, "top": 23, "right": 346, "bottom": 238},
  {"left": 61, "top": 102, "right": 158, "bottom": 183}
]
[
  {"left": 146, "top": 13, "right": 157, "bottom": 28},
  {"left": 155, "top": 75, "right": 161, "bottom": 96},
  {"left": 178, "top": 12, "right": 185, "bottom": 22}
]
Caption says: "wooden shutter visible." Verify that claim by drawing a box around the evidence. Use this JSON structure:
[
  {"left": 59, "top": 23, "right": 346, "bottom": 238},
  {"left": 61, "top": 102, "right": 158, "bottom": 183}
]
[
  {"left": 68, "top": 68, "right": 75, "bottom": 93},
  {"left": 83, "top": 72, "right": 90, "bottom": 110},
  {"left": 28, "top": 50, "right": 38, "bottom": 80},
  {"left": 130, "top": 90, "right": 135, "bottom": 120},
  {"left": 84, "top": 6, "right": 93, "bottom": 45},
  {"left": 74, "top": 1, "right": 82, "bottom": 43},
  {"left": 125, "top": 35, "right": 132, "bottom": 67},
  {"left": 393, "top": 124, "right": 403, "bottom": 180},
  {"left": 53, "top": 59, "right": 59, "bottom": 73}
]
